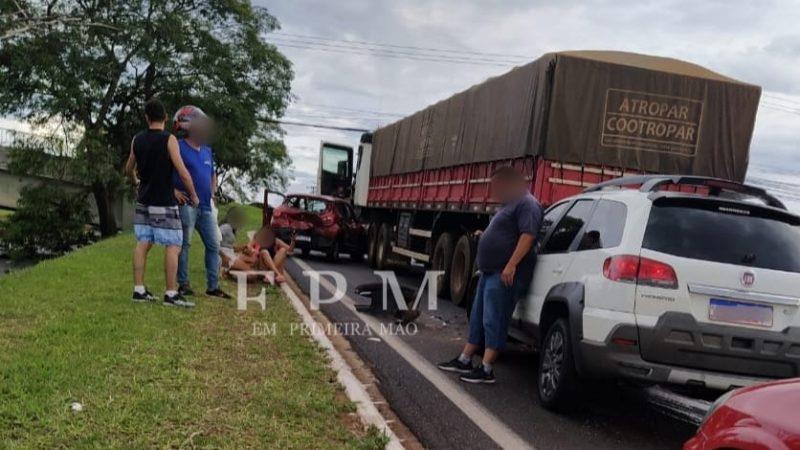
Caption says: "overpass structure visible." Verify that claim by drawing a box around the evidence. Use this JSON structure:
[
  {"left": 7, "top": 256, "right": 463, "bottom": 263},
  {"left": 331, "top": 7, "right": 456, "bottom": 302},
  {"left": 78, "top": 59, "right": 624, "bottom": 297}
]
[{"left": 0, "top": 127, "right": 133, "bottom": 228}]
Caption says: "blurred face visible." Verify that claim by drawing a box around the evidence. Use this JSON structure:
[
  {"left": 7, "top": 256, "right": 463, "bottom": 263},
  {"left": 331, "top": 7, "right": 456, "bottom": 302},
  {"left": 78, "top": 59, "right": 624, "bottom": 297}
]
[
  {"left": 491, "top": 176, "right": 524, "bottom": 203},
  {"left": 189, "top": 116, "right": 213, "bottom": 143}
]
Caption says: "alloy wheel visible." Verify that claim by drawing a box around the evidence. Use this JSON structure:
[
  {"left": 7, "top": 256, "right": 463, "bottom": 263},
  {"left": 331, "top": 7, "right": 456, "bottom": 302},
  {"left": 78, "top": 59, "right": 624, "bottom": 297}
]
[{"left": 540, "top": 328, "right": 565, "bottom": 399}]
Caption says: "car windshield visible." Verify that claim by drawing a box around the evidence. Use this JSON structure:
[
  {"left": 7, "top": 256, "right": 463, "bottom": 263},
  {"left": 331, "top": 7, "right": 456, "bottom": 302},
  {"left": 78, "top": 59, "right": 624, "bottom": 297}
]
[{"left": 643, "top": 199, "right": 800, "bottom": 273}]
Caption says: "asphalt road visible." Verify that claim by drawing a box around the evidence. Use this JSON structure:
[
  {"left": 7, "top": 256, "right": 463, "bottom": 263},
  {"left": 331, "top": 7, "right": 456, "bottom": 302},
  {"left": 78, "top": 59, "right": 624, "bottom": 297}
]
[{"left": 285, "top": 253, "right": 698, "bottom": 449}]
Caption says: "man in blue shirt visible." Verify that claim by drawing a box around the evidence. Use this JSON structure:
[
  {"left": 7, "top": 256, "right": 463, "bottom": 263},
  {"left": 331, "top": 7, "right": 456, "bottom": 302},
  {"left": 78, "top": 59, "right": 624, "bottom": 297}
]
[
  {"left": 172, "top": 106, "right": 230, "bottom": 299},
  {"left": 438, "top": 166, "right": 543, "bottom": 384}
]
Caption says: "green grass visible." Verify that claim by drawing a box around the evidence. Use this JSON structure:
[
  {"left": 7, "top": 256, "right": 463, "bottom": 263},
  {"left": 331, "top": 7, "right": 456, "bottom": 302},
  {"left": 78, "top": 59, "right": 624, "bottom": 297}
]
[
  {"left": 0, "top": 205, "right": 388, "bottom": 449},
  {"left": 0, "top": 208, "right": 12, "bottom": 220}
]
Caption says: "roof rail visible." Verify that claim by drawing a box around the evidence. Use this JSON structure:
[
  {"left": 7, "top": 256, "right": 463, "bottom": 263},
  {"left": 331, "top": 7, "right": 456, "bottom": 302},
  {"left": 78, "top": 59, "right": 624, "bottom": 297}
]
[{"left": 584, "top": 175, "right": 787, "bottom": 210}]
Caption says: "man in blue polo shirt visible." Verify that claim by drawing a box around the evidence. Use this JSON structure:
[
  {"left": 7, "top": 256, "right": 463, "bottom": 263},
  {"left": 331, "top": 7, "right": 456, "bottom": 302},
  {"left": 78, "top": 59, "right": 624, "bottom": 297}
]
[{"left": 172, "top": 105, "right": 230, "bottom": 299}]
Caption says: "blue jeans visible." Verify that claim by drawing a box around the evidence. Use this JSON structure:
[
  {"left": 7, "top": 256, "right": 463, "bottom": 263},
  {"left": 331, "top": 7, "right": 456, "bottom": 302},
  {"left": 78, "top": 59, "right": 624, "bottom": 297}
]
[
  {"left": 467, "top": 272, "right": 526, "bottom": 351},
  {"left": 178, "top": 205, "right": 220, "bottom": 290}
]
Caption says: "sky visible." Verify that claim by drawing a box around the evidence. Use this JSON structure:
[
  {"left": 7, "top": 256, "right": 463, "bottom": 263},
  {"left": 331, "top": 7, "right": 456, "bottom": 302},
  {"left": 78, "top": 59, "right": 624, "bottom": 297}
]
[{"left": 261, "top": 0, "right": 800, "bottom": 194}]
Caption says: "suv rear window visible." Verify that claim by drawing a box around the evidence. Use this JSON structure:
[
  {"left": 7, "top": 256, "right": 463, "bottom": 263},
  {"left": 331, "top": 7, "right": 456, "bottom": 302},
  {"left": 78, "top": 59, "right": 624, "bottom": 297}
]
[{"left": 643, "top": 199, "right": 800, "bottom": 273}]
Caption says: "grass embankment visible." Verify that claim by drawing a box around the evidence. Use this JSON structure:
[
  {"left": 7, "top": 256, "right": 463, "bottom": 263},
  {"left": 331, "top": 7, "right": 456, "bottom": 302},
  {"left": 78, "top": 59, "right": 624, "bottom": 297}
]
[{"left": 0, "top": 205, "right": 386, "bottom": 449}]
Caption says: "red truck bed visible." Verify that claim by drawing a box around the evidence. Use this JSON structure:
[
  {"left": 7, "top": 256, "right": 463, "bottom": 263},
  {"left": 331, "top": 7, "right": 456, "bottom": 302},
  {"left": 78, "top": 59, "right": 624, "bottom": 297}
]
[{"left": 367, "top": 157, "right": 642, "bottom": 211}]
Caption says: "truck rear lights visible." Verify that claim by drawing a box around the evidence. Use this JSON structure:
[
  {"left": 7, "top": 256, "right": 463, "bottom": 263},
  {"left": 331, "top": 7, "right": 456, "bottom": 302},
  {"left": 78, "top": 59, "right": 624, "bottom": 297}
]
[{"left": 603, "top": 255, "right": 678, "bottom": 289}]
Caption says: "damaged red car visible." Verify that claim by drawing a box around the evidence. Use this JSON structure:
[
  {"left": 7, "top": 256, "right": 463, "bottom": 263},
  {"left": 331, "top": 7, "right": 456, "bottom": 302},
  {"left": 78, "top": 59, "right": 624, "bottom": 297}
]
[{"left": 269, "top": 193, "right": 366, "bottom": 262}]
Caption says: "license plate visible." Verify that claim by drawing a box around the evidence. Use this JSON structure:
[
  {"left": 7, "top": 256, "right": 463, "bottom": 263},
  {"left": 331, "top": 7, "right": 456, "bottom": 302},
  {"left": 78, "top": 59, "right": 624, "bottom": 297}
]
[
  {"left": 709, "top": 298, "right": 773, "bottom": 327},
  {"left": 295, "top": 235, "right": 311, "bottom": 242}
]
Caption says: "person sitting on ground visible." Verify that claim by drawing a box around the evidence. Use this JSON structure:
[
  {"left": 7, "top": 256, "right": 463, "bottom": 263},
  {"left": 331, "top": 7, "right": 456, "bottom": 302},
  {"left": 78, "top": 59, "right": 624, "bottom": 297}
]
[
  {"left": 252, "top": 225, "right": 295, "bottom": 283},
  {"left": 218, "top": 206, "right": 250, "bottom": 271}
]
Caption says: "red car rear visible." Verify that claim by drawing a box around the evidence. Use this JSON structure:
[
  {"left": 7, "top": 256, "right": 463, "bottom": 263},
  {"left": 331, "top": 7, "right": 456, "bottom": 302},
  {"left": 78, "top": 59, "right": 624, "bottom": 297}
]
[
  {"left": 270, "top": 193, "right": 365, "bottom": 262},
  {"left": 684, "top": 378, "right": 800, "bottom": 450}
]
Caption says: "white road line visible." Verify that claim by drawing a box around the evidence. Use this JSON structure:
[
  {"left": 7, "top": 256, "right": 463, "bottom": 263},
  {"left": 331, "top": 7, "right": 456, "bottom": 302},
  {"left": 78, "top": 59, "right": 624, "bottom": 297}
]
[
  {"left": 291, "top": 257, "right": 535, "bottom": 450},
  {"left": 281, "top": 282, "right": 404, "bottom": 450}
]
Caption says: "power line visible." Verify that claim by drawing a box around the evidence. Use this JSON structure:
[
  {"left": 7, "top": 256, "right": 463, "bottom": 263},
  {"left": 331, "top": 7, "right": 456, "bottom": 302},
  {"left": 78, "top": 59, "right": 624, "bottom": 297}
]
[
  {"left": 292, "top": 102, "right": 406, "bottom": 117},
  {"left": 262, "top": 118, "right": 371, "bottom": 133},
  {"left": 269, "top": 36, "right": 526, "bottom": 65},
  {"left": 760, "top": 101, "right": 800, "bottom": 116},
  {"left": 267, "top": 41, "right": 518, "bottom": 67},
  {"left": 274, "top": 32, "right": 536, "bottom": 60},
  {"left": 762, "top": 93, "right": 800, "bottom": 108}
]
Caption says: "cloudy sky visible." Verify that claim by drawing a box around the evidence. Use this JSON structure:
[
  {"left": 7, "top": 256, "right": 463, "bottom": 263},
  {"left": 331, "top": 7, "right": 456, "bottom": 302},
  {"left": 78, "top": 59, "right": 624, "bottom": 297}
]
[{"left": 261, "top": 0, "right": 800, "bottom": 194}]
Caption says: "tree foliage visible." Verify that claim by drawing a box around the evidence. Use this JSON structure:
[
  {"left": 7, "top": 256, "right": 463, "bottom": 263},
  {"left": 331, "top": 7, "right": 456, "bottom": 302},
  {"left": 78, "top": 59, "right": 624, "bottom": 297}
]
[
  {"left": 0, "top": 184, "right": 95, "bottom": 259},
  {"left": 0, "top": 0, "right": 293, "bottom": 235}
]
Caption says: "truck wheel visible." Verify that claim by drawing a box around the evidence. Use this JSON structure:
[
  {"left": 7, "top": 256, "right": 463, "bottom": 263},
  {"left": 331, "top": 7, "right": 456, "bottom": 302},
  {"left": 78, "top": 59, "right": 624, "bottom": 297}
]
[
  {"left": 375, "top": 223, "right": 392, "bottom": 270},
  {"left": 431, "top": 232, "right": 455, "bottom": 298},
  {"left": 538, "top": 318, "right": 578, "bottom": 411},
  {"left": 326, "top": 240, "right": 340, "bottom": 262},
  {"left": 449, "top": 234, "right": 474, "bottom": 306},
  {"left": 367, "top": 223, "right": 379, "bottom": 267}
]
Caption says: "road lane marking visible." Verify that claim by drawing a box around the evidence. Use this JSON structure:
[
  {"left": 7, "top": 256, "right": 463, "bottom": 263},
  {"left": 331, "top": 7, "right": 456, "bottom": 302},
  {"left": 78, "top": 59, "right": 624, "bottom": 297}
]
[
  {"left": 291, "top": 257, "right": 535, "bottom": 450},
  {"left": 281, "top": 282, "right": 404, "bottom": 450}
]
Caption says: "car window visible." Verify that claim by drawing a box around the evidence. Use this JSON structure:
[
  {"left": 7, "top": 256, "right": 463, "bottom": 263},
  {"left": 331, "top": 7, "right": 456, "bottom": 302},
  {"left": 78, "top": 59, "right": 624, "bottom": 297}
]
[
  {"left": 541, "top": 200, "right": 595, "bottom": 254},
  {"left": 576, "top": 200, "right": 627, "bottom": 251},
  {"left": 306, "top": 199, "right": 327, "bottom": 213},
  {"left": 537, "top": 202, "right": 570, "bottom": 244},
  {"left": 285, "top": 196, "right": 303, "bottom": 209},
  {"left": 643, "top": 200, "right": 800, "bottom": 273}
]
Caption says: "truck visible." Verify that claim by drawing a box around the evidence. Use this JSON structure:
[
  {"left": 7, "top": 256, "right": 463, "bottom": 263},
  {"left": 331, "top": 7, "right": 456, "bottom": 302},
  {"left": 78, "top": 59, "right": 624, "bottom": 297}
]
[{"left": 314, "top": 50, "right": 761, "bottom": 306}]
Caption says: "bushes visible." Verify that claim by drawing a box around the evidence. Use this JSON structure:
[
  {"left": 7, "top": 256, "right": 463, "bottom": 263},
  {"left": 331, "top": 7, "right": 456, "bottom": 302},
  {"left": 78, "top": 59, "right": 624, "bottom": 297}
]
[{"left": 0, "top": 185, "right": 95, "bottom": 259}]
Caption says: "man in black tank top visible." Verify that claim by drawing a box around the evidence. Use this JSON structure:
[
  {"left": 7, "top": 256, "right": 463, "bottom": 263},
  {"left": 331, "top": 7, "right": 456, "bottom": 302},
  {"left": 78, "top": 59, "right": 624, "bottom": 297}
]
[{"left": 124, "top": 98, "right": 199, "bottom": 307}]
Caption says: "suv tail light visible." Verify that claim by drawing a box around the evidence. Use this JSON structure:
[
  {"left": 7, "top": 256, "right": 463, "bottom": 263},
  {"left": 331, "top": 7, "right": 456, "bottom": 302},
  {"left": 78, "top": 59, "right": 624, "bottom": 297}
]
[{"left": 603, "top": 255, "right": 678, "bottom": 289}]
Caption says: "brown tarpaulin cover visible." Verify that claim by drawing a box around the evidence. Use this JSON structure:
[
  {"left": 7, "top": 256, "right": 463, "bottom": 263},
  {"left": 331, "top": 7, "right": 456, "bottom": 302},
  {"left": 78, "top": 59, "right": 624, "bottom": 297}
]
[{"left": 370, "top": 51, "right": 760, "bottom": 182}]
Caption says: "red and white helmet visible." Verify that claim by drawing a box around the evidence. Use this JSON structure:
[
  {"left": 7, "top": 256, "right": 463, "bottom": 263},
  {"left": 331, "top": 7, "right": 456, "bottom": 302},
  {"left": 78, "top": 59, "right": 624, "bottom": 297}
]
[{"left": 173, "top": 105, "right": 207, "bottom": 133}]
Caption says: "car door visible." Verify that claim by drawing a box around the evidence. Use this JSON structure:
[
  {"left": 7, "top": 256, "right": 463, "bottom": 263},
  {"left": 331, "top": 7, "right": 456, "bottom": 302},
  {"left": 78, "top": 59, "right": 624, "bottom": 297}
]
[
  {"left": 334, "top": 202, "right": 359, "bottom": 248},
  {"left": 518, "top": 199, "right": 596, "bottom": 327},
  {"left": 274, "top": 195, "right": 304, "bottom": 230}
]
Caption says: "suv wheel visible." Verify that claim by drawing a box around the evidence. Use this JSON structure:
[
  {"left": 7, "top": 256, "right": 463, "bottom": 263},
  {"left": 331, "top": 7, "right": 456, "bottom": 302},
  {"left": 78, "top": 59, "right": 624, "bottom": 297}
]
[
  {"left": 431, "top": 232, "right": 454, "bottom": 298},
  {"left": 538, "top": 318, "right": 578, "bottom": 411},
  {"left": 375, "top": 223, "right": 392, "bottom": 270}
]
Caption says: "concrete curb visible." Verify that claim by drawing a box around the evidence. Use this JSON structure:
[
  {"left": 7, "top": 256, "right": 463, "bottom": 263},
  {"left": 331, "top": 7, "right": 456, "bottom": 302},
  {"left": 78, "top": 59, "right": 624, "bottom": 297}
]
[{"left": 280, "top": 282, "right": 405, "bottom": 450}]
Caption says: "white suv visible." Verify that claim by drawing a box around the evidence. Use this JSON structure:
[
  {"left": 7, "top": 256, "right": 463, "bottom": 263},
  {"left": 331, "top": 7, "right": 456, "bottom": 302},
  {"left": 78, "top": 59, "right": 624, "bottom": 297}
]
[{"left": 515, "top": 175, "right": 800, "bottom": 410}]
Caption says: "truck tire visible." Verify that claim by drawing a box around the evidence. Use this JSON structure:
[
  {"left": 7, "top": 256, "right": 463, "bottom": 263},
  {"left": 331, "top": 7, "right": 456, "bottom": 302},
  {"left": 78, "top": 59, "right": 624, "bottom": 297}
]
[
  {"left": 538, "top": 318, "right": 578, "bottom": 411},
  {"left": 375, "top": 223, "right": 392, "bottom": 270},
  {"left": 431, "top": 232, "right": 455, "bottom": 298},
  {"left": 449, "top": 234, "right": 474, "bottom": 306},
  {"left": 367, "top": 223, "right": 379, "bottom": 267}
]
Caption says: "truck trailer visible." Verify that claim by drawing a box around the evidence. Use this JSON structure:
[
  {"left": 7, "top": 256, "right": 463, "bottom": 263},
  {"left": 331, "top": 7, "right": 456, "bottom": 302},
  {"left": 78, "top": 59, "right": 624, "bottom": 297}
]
[{"left": 320, "top": 50, "right": 761, "bottom": 305}]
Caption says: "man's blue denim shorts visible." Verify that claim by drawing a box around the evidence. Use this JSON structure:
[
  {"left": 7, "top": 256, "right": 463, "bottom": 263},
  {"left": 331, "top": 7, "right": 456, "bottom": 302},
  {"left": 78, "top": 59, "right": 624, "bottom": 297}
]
[
  {"left": 133, "top": 203, "right": 183, "bottom": 247},
  {"left": 467, "top": 272, "right": 526, "bottom": 351}
]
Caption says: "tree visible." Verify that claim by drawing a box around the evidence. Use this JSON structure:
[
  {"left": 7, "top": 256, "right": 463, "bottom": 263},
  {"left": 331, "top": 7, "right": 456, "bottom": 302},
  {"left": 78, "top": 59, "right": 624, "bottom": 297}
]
[
  {"left": 0, "top": 0, "right": 293, "bottom": 235},
  {"left": 0, "top": 184, "right": 95, "bottom": 259},
  {"left": 1, "top": 0, "right": 119, "bottom": 40}
]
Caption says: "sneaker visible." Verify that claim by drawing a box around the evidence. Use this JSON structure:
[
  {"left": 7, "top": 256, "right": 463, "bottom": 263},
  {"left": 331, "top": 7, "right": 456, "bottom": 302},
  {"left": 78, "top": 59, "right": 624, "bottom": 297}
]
[
  {"left": 459, "top": 365, "right": 496, "bottom": 384},
  {"left": 132, "top": 289, "right": 156, "bottom": 303},
  {"left": 205, "top": 288, "right": 231, "bottom": 299},
  {"left": 178, "top": 284, "right": 194, "bottom": 296},
  {"left": 163, "top": 293, "right": 196, "bottom": 308},
  {"left": 437, "top": 357, "right": 473, "bottom": 374}
]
